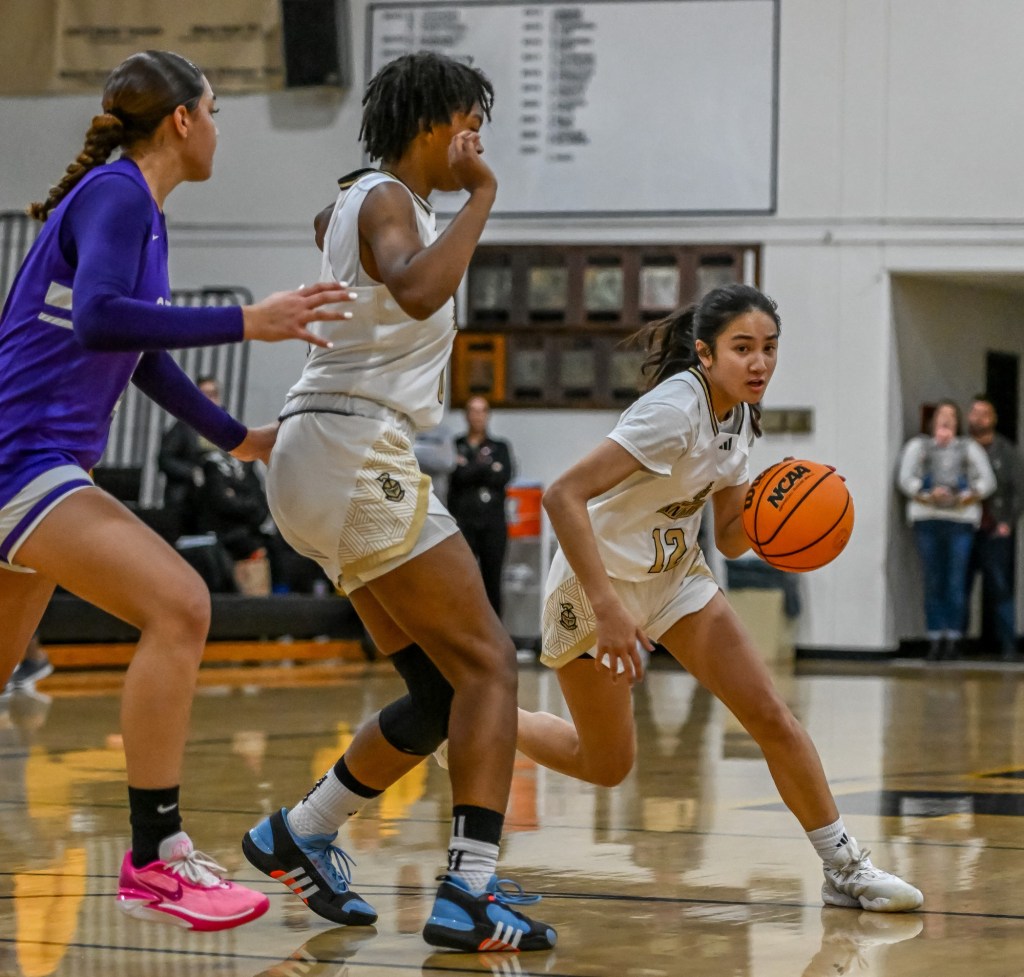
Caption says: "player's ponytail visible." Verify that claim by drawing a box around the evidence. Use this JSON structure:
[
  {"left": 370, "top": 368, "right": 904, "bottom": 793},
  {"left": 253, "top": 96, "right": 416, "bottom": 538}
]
[
  {"left": 637, "top": 306, "right": 699, "bottom": 390},
  {"left": 28, "top": 50, "right": 204, "bottom": 222},
  {"left": 28, "top": 114, "right": 125, "bottom": 221}
]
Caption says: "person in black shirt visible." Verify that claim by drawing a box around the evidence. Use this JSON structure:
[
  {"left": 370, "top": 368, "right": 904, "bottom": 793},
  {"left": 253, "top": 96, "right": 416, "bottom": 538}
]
[
  {"left": 448, "top": 396, "right": 514, "bottom": 615},
  {"left": 966, "top": 395, "right": 1024, "bottom": 661}
]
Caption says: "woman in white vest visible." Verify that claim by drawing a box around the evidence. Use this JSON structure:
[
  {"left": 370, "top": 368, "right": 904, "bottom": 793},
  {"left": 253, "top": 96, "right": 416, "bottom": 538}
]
[{"left": 897, "top": 400, "right": 995, "bottom": 660}]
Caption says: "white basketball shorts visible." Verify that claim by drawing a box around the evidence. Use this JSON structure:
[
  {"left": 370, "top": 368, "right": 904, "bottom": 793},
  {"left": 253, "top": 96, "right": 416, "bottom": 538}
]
[
  {"left": 540, "top": 546, "right": 720, "bottom": 668},
  {"left": 267, "top": 393, "right": 458, "bottom": 593}
]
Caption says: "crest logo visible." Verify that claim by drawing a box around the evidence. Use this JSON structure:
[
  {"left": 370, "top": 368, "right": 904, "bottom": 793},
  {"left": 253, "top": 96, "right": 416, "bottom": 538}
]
[
  {"left": 558, "top": 602, "right": 578, "bottom": 631},
  {"left": 377, "top": 472, "right": 405, "bottom": 502},
  {"left": 658, "top": 481, "right": 714, "bottom": 520}
]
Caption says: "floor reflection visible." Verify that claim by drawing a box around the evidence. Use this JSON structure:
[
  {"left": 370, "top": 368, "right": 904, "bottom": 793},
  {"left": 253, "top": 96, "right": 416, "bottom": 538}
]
[{"left": 0, "top": 660, "right": 1021, "bottom": 975}]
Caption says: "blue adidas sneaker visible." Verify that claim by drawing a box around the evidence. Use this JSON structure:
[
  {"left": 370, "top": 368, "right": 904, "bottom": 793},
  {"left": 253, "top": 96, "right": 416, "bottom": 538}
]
[
  {"left": 423, "top": 874, "right": 556, "bottom": 952},
  {"left": 242, "top": 808, "right": 376, "bottom": 926}
]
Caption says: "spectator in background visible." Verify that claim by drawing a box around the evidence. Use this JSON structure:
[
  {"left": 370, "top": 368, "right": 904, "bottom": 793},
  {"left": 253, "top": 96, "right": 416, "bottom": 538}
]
[
  {"left": 197, "top": 447, "right": 271, "bottom": 563},
  {"left": 897, "top": 400, "right": 996, "bottom": 662},
  {"left": 161, "top": 376, "right": 322, "bottom": 593},
  {"left": 157, "top": 373, "right": 219, "bottom": 538},
  {"left": 448, "top": 396, "right": 514, "bottom": 615},
  {"left": 965, "top": 394, "right": 1023, "bottom": 662}
]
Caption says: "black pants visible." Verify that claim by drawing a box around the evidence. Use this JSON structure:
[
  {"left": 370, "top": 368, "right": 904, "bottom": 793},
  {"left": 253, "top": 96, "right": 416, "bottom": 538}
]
[
  {"left": 459, "top": 521, "right": 508, "bottom": 617},
  {"left": 966, "top": 530, "right": 1017, "bottom": 654}
]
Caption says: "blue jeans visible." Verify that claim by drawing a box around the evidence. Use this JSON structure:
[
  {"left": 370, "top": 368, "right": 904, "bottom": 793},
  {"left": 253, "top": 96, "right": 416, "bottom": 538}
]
[{"left": 912, "top": 519, "right": 975, "bottom": 634}]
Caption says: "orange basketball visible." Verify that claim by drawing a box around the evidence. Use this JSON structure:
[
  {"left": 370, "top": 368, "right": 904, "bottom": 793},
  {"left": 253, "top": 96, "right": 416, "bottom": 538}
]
[{"left": 741, "top": 459, "right": 854, "bottom": 572}]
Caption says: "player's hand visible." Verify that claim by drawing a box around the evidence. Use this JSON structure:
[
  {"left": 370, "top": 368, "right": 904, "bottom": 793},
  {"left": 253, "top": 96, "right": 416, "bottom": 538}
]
[
  {"left": 594, "top": 599, "right": 654, "bottom": 685},
  {"left": 232, "top": 423, "right": 279, "bottom": 464},
  {"left": 242, "top": 282, "right": 356, "bottom": 348},
  {"left": 448, "top": 129, "right": 497, "bottom": 195}
]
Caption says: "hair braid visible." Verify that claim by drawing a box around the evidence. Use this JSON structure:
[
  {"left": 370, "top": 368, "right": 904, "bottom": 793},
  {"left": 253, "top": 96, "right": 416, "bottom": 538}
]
[{"left": 28, "top": 114, "right": 125, "bottom": 222}]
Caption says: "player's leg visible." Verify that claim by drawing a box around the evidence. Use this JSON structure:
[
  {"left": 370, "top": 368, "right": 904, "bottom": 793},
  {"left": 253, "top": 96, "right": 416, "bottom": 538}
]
[
  {"left": 0, "top": 572, "right": 54, "bottom": 685},
  {"left": 243, "top": 589, "right": 436, "bottom": 926},
  {"left": 365, "top": 534, "right": 555, "bottom": 951},
  {"left": 516, "top": 657, "right": 637, "bottom": 787},
  {"left": 16, "top": 487, "right": 268, "bottom": 929},
  {"left": 660, "top": 591, "right": 922, "bottom": 912}
]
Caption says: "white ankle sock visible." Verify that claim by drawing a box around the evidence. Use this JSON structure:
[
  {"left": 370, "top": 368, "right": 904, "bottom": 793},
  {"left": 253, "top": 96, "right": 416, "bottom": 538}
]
[
  {"left": 286, "top": 769, "right": 373, "bottom": 838},
  {"left": 807, "top": 818, "right": 852, "bottom": 864},
  {"left": 447, "top": 835, "right": 499, "bottom": 893}
]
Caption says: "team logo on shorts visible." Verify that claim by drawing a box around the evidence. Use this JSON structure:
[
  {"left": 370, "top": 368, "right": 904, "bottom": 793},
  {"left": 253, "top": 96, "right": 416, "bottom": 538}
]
[
  {"left": 658, "top": 481, "right": 714, "bottom": 520},
  {"left": 559, "top": 602, "right": 578, "bottom": 631},
  {"left": 377, "top": 472, "right": 405, "bottom": 502}
]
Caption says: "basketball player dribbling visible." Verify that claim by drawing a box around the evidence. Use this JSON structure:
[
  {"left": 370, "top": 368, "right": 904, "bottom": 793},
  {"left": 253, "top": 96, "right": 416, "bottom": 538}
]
[
  {"left": 513, "top": 283, "right": 924, "bottom": 913},
  {"left": 241, "top": 52, "right": 555, "bottom": 952}
]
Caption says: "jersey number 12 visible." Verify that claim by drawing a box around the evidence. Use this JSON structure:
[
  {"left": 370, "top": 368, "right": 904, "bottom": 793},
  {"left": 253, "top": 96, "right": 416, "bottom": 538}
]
[{"left": 648, "top": 527, "right": 687, "bottom": 574}]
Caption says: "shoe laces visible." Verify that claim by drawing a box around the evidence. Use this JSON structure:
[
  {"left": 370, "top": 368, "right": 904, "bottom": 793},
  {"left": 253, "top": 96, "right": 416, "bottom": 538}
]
[
  {"left": 308, "top": 841, "right": 357, "bottom": 893},
  {"left": 834, "top": 846, "right": 888, "bottom": 882},
  {"left": 164, "top": 847, "right": 227, "bottom": 888},
  {"left": 488, "top": 878, "right": 542, "bottom": 906}
]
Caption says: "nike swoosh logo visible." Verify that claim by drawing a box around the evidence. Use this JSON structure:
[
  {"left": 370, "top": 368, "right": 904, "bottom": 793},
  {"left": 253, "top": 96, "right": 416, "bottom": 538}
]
[
  {"left": 152, "top": 234, "right": 160, "bottom": 241},
  {"left": 156, "top": 803, "right": 178, "bottom": 814},
  {"left": 144, "top": 877, "right": 184, "bottom": 901}
]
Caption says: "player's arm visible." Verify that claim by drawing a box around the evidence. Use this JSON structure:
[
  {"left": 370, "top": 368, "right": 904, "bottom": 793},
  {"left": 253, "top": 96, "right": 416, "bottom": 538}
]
[
  {"left": 132, "top": 352, "right": 246, "bottom": 450},
  {"left": 712, "top": 482, "right": 754, "bottom": 559},
  {"left": 133, "top": 352, "right": 278, "bottom": 464},
  {"left": 358, "top": 135, "right": 496, "bottom": 320},
  {"left": 313, "top": 202, "right": 334, "bottom": 252},
  {"left": 544, "top": 439, "right": 656, "bottom": 681}
]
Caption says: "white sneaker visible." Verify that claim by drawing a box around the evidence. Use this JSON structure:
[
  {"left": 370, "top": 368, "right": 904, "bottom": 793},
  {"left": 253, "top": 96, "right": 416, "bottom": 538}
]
[
  {"left": 821, "top": 838, "right": 923, "bottom": 912},
  {"left": 432, "top": 740, "right": 449, "bottom": 770}
]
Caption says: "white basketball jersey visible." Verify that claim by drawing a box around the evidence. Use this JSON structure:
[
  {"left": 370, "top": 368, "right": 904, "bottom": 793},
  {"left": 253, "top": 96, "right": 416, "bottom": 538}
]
[
  {"left": 589, "top": 368, "right": 754, "bottom": 582},
  {"left": 285, "top": 171, "right": 455, "bottom": 430}
]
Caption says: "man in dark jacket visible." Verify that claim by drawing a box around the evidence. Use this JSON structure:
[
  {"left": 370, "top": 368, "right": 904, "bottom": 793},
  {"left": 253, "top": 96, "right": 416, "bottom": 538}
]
[
  {"left": 966, "top": 395, "right": 1023, "bottom": 661},
  {"left": 448, "top": 397, "right": 514, "bottom": 615}
]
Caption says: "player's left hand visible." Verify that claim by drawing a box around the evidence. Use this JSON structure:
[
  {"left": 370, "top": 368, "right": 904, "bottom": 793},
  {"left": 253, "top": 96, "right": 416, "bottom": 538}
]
[{"left": 232, "top": 423, "right": 279, "bottom": 464}]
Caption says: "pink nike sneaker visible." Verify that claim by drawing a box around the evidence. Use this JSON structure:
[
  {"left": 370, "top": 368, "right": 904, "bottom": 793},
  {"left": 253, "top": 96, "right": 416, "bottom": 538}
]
[{"left": 117, "top": 831, "right": 269, "bottom": 931}]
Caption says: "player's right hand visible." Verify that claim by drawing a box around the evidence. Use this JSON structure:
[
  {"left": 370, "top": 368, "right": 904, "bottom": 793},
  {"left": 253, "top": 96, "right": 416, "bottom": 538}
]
[
  {"left": 448, "top": 129, "right": 497, "bottom": 195},
  {"left": 242, "top": 282, "right": 356, "bottom": 348},
  {"left": 594, "top": 599, "right": 654, "bottom": 685}
]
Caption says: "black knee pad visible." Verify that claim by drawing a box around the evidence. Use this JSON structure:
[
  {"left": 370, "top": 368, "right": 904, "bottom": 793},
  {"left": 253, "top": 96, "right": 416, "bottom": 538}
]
[{"left": 378, "top": 644, "right": 454, "bottom": 755}]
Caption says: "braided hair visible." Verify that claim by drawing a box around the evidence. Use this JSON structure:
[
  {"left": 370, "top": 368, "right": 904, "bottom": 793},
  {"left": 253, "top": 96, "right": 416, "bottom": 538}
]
[
  {"left": 637, "top": 283, "right": 781, "bottom": 435},
  {"left": 360, "top": 52, "right": 494, "bottom": 163},
  {"left": 28, "top": 50, "right": 204, "bottom": 221}
]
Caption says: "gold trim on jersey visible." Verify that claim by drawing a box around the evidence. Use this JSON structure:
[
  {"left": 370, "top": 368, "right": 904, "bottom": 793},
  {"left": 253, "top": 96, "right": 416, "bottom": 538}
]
[
  {"left": 338, "top": 427, "right": 432, "bottom": 579},
  {"left": 685, "top": 368, "right": 750, "bottom": 438},
  {"left": 687, "top": 367, "right": 719, "bottom": 435}
]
